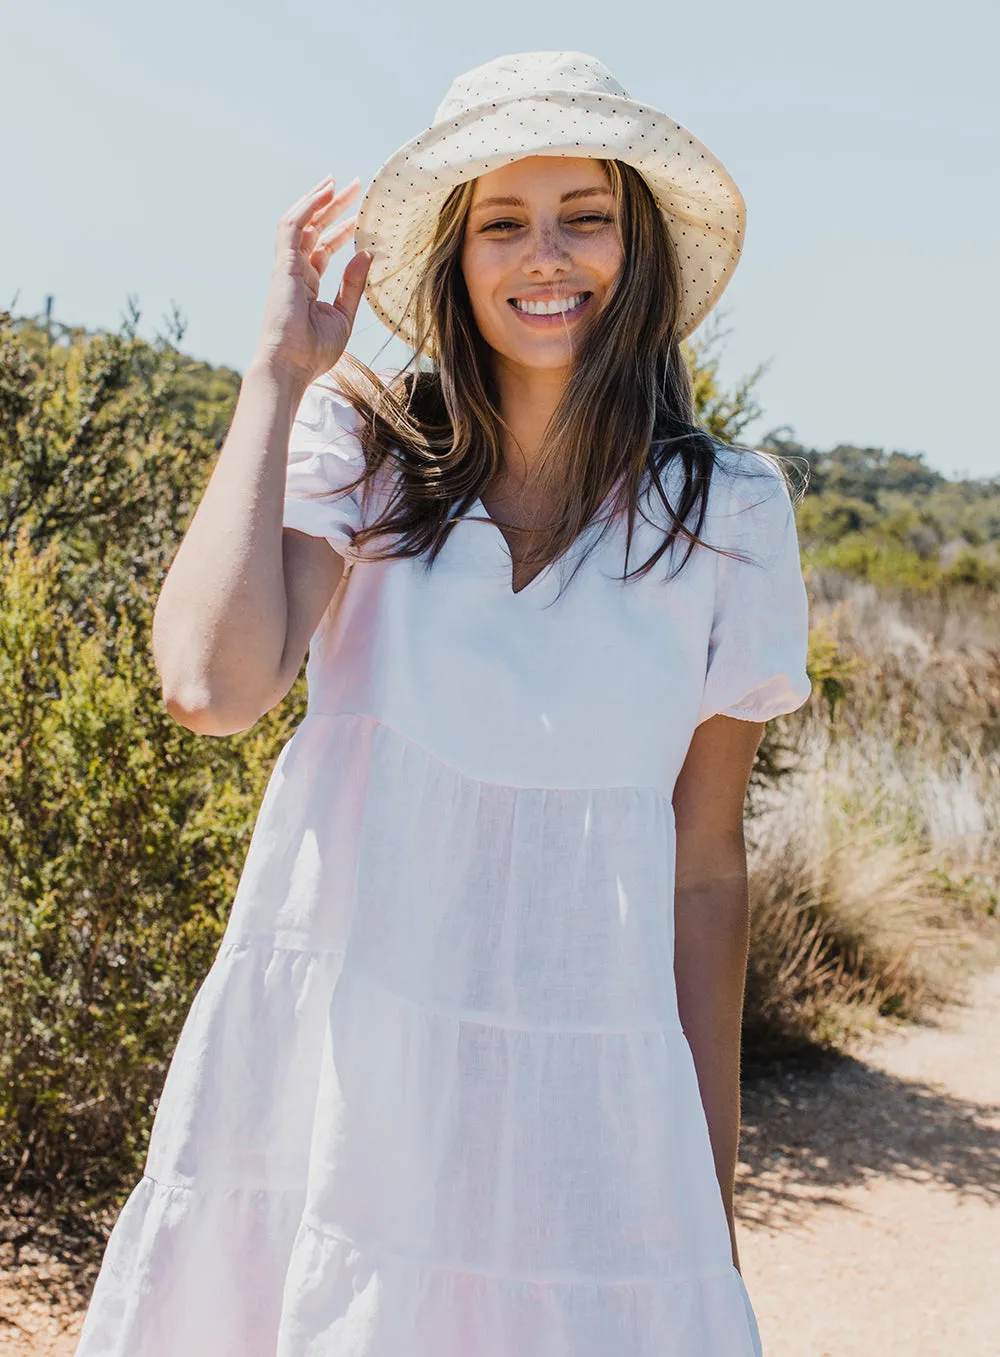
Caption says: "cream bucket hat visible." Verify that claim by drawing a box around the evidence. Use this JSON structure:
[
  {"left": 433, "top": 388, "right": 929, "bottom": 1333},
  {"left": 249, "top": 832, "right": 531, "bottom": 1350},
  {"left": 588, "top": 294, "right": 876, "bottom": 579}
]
[{"left": 355, "top": 50, "right": 746, "bottom": 347}]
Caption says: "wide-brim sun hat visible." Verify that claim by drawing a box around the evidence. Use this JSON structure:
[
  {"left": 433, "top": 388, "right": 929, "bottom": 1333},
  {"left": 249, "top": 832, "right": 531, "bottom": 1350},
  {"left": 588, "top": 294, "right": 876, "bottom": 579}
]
[{"left": 355, "top": 50, "right": 747, "bottom": 348}]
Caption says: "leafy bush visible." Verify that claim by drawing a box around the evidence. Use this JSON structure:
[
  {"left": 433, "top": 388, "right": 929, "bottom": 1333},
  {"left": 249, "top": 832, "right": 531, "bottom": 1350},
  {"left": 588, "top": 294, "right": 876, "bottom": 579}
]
[
  {"left": 0, "top": 529, "right": 304, "bottom": 1208},
  {"left": 0, "top": 305, "right": 240, "bottom": 624},
  {"left": 942, "top": 548, "right": 1000, "bottom": 590},
  {"left": 810, "top": 533, "right": 941, "bottom": 592},
  {"left": 0, "top": 309, "right": 298, "bottom": 1213}
]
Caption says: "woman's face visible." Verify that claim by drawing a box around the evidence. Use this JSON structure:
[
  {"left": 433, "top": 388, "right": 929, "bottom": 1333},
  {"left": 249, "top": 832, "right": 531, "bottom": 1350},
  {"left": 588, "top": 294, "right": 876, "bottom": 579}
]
[{"left": 460, "top": 156, "right": 623, "bottom": 375}]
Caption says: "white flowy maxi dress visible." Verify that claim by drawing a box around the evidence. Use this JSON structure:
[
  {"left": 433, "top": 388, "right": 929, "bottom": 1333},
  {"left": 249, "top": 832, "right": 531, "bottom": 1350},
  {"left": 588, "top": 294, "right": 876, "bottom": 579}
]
[{"left": 74, "top": 376, "right": 812, "bottom": 1357}]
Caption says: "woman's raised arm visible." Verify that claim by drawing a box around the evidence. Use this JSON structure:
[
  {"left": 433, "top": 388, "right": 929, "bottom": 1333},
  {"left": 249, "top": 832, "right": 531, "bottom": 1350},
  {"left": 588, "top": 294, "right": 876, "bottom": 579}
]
[{"left": 151, "top": 175, "right": 372, "bottom": 736}]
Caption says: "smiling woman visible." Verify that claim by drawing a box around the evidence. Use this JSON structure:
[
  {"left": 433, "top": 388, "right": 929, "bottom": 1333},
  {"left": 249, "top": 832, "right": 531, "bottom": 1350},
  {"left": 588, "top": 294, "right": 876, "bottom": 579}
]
[
  {"left": 326, "top": 146, "right": 744, "bottom": 592},
  {"left": 76, "top": 49, "right": 811, "bottom": 1357}
]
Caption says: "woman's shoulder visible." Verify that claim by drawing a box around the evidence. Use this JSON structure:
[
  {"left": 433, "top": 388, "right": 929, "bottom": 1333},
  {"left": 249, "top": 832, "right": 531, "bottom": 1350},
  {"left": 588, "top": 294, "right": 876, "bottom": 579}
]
[
  {"left": 709, "top": 443, "right": 790, "bottom": 496},
  {"left": 703, "top": 444, "right": 798, "bottom": 533},
  {"left": 647, "top": 442, "right": 791, "bottom": 535},
  {"left": 632, "top": 444, "right": 798, "bottom": 573},
  {"left": 697, "top": 444, "right": 804, "bottom": 580}
]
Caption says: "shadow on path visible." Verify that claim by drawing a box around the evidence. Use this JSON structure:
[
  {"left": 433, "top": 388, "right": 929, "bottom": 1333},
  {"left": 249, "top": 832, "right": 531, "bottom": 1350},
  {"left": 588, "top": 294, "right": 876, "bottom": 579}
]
[{"left": 736, "top": 1048, "right": 1000, "bottom": 1230}]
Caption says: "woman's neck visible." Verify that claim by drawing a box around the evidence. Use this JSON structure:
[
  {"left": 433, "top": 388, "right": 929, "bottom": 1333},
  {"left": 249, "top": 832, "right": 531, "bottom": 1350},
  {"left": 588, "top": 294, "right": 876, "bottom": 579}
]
[{"left": 491, "top": 359, "right": 569, "bottom": 501}]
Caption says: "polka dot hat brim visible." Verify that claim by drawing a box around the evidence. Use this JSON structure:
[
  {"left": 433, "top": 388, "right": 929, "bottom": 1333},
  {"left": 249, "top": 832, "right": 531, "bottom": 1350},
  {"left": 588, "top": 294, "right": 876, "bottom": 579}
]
[{"left": 354, "top": 50, "right": 747, "bottom": 348}]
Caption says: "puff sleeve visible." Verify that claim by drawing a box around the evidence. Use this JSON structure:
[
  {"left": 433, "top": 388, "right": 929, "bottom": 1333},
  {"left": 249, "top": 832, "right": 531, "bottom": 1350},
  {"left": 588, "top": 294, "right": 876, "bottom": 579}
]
[
  {"left": 695, "top": 454, "right": 813, "bottom": 726},
  {"left": 282, "top": 377, "right": 367, "bottom": 560}
]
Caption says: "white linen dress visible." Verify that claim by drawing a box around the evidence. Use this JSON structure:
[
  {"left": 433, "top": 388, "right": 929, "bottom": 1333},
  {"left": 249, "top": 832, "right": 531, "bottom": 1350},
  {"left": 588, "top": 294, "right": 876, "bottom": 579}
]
[{"left": 75, "top": 376, "right": 812, "bottom": 1357}]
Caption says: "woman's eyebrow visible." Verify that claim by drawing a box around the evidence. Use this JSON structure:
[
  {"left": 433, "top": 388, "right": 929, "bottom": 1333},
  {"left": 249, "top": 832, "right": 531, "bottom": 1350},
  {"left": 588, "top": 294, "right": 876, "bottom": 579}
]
[{"left": 469, "top": 187, "right": 612, "bottom": 213}]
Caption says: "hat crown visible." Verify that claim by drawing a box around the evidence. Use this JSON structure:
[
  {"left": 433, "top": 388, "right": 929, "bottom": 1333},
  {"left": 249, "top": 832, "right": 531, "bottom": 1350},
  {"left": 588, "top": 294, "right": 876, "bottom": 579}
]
[{"left": 433, "top": 51, "right": 630, "bottom": 124}]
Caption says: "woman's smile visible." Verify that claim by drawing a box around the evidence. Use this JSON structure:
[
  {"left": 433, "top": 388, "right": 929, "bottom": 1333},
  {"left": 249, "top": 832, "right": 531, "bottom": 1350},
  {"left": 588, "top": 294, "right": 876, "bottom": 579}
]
[{"left": 507, "top": 291, "right": 595, "bottom": 323}]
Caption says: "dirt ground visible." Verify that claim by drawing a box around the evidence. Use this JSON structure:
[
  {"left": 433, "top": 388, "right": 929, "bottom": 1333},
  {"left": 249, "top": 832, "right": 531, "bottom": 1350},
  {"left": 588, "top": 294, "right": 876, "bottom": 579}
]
[
  {"left": 737, "top": 960, "right": 1000, "bottom": 1356},
  {"left": 2, "top": 963, "right": 998, "bottom": 1356}
]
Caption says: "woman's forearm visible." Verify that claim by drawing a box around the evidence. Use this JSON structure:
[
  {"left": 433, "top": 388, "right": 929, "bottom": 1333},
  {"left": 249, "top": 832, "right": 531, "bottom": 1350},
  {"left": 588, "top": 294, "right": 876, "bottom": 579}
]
[
  {"left": 152, "top": 360, "right": 309, "bottom": 731},
  {"left": 673, "top": 874, "right": 750, "bottom": 1270}
]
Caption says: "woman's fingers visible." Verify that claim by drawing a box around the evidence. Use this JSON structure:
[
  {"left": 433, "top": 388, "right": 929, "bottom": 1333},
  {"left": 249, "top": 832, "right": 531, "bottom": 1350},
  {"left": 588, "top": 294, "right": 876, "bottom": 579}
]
[
  {"left": 274, "top": 185, "right": 336, "bottom": 260},
  {"left": 304, "top": 179, "right": 362, "bottom": 242},
  {"left": 284, "top": 174, "right": 336, "bottom": 223},
  {"left": 287, "top": 173, "right": 334, "bottom": 217},
  {"left": 282, "top": 177, "right": 363, "bottom": 271},
  {"left": 332, "top": 249, "right": 374, "bottom": 328},
  {"left": 316, "top": 177, "right": 362, "bottom": 220},
  {"left": 285, "top": 182, "right": 337, "bottom": 234},
  {"left": 314, "top": 213, "right": 358, "bottom": 258},
  {"left": 281, "top": 173, "right": 355, "bottom": 241},
  {"left": 303, "top": 172, "right": 335, "bottom": 198},
  {"left": 256, "top": 177, "right": 369, "bottom": 381}
]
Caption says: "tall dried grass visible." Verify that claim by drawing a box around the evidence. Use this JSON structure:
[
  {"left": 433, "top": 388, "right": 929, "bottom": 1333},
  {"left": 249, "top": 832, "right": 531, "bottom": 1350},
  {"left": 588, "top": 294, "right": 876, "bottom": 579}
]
[{"left": 742, "top": 569, "right": 1000, "bottom": 1065}]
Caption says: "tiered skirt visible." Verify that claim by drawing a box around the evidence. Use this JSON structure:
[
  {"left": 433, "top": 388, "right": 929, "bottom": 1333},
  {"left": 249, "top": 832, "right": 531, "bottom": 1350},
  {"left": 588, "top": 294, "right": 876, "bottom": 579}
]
[{"left": 75, "top": 714, "right": 763, "bottom": 1356}]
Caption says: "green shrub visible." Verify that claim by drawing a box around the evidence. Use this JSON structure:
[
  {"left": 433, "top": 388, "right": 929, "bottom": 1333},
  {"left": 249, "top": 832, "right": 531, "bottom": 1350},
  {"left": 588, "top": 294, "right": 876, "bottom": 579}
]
[
  {"left": 810, "top": 533, "right": 941, "bottom": 591},
  {"left": 941, "top": 548, "right": 1000, "bottom": 590},
  {"left": 0, "top": 529, "right": 303, "bottom": 1211},
  {"left": 0, "top": 306, "right": 239, "bottom": 626}
]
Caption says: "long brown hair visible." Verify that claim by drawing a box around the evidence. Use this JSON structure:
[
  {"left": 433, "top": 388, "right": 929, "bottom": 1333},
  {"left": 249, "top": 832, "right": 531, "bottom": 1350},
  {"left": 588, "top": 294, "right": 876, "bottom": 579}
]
[{"left": 325, "top": 158, "right": 794, "bottom": 589}]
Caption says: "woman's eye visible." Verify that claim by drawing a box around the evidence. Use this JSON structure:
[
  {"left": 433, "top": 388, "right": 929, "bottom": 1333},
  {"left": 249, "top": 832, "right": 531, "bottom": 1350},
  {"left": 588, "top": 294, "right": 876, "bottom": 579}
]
[{"left": 479, "top": 214, "right": 612, "bottom": 234}]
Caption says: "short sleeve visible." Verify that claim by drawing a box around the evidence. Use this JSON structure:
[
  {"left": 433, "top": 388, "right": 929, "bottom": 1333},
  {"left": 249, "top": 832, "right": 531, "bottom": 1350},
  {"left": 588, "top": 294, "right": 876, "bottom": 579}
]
[
  {"left": 695, "top": 454, "right": 813, "bottom": 726},
  {"left": 282, "top": 377, "right": 367, "bottom": 559}
]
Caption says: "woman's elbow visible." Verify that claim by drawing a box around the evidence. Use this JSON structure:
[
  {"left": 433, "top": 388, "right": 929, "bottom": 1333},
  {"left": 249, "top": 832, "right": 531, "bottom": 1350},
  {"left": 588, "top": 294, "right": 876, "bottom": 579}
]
[{"left": 161, "top": 680, "right": 262, "bottom": 737}]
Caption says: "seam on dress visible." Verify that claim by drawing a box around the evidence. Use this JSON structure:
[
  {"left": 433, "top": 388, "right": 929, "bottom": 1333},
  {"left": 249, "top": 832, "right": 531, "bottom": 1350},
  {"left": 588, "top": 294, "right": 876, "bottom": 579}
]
[
  {"left": 297, "top": 1212, "right": 741, "bottom": 1290},
  {"left": 141, "top": 1172, "right": 308, "bottom": 1196},
  {"left": 295, "top": 708, "right": 681, "bottom": 804},
  {"left": 215, "top": 937, "right": 347, "bottom": 958},
  {"left": 346, "top": 953, "right": 685, "bottom": 1037}
]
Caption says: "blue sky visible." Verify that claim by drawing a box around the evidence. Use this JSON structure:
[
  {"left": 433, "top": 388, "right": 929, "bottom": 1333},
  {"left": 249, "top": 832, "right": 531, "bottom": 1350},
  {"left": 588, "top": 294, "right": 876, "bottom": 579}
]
[{"left": 3, "top": 0, "right": 997, "bottom": 478}]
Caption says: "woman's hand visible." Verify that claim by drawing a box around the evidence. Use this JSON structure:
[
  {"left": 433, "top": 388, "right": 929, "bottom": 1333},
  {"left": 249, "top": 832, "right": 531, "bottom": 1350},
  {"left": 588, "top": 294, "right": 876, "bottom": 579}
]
[{"left": 252, "top": 174, "right": 373, "bottom": 386}]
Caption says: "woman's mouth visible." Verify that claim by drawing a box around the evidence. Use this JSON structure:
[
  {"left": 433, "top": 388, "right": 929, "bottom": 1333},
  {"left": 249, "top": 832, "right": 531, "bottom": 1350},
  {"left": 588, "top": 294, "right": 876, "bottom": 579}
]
[{"left": 508, "top": 292, "right": 593, "bottom": 324}]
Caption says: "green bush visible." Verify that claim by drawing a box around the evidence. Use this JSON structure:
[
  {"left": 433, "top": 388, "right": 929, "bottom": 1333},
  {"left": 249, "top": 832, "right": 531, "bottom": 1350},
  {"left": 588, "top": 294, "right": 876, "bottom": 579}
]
[
  {"left": 810, "top": 533, "right": 942, "bottom": 592},
  {"left": 0, "top": 305, "right": 240, "bottom": 625},
  {"left": 0, "top": 529, "right": 304, "bottom": 1208},
  {"left": 0, "top": 309, "right": 297, "bottom": 1212},
  {"left": 942, "top": 548, "right": 1000, "bottom": 590}
]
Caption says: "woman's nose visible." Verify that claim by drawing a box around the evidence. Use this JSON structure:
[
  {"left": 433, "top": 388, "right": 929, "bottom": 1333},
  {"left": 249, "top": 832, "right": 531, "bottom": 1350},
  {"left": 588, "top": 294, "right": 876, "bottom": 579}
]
[{"left": 522, "top": 223, "right": 572, "bottom": 273}]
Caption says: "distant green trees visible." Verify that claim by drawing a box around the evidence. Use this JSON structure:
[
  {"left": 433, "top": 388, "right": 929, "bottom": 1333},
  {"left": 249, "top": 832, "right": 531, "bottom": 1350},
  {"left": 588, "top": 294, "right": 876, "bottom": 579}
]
[{"left": 764, "top": 430, "right": 1000, "bottom": 592}]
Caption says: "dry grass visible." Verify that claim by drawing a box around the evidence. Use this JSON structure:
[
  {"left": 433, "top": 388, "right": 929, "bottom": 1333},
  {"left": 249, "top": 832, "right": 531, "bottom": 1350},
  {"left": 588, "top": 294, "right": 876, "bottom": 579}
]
[{"left": 742, "top": 569, "right": 1000, "bottom": 1066}]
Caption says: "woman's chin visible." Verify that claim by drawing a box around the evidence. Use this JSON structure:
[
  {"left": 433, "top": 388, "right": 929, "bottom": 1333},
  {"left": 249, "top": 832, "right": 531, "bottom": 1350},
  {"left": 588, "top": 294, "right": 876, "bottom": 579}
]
[{"left": 491, "top": 329, "right": 587, "bottom": 373}]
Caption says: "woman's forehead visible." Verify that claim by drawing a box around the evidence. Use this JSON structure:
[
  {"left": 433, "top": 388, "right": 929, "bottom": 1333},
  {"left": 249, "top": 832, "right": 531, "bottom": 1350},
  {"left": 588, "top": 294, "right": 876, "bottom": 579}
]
[{"left": 470, "top": 156, "right": 612, "bottom": 202}]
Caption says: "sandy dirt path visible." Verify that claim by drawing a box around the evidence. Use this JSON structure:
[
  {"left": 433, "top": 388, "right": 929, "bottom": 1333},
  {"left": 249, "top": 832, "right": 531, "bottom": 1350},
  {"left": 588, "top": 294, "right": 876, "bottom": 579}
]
[
  {"left": 736, "top": 962, "right": 1000, "bottom": 1356},
  {"left": 3, "top": 964, "right": 998, "bottom": 1356}
]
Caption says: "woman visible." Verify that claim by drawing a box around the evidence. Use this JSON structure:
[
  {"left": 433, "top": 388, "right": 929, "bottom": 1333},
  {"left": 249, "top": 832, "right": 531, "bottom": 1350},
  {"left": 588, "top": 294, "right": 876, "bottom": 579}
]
[{"left": 75, "top": 51, "right": 811, "bottom": 1357}]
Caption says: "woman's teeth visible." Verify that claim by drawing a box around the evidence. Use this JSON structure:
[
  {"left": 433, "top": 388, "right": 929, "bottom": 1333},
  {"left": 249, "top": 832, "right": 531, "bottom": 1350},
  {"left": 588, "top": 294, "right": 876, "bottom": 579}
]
[{"left": 511, "top": 293, "right": 588, "bottom": 316}]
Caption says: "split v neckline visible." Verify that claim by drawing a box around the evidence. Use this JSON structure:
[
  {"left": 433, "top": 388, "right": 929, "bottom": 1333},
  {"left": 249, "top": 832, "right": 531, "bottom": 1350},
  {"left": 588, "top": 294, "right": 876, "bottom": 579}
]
[{"left": 467, "top": 497, "right": 556, "bottom": 597}]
